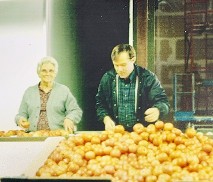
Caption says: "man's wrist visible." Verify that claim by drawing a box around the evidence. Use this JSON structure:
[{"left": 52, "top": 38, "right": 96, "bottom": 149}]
[{"left": 103, "top": 116, "right": 111, "bottom": 125}]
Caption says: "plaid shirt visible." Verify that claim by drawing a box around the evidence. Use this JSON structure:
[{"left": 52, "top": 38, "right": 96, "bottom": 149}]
[{"left": 118, "top": 70, "right": 137, "bottom": 128}]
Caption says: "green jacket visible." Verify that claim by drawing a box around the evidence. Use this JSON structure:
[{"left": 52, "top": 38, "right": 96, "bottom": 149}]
[{"left": 95, "top": 64, "right": 170, "bottom": 127}]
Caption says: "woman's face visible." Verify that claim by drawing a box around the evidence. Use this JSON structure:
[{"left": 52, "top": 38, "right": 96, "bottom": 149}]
[
  {"left": 38, "top": 62, "right": 56, "bottom": 83},
  {"left": 112, "top": 52, "right": 135, "bottom": 79}
]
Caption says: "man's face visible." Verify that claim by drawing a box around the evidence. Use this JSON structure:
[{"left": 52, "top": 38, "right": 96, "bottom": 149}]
[
  {"left": 112, "top": 52, "right": 135, "bottom": 78},
  {"left": 38, "top": 63, "right": 56, "bottom": 83}
]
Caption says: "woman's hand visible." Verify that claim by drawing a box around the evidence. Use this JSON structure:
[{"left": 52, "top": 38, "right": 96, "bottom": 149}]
[
  {"left": 18, "top": 118, "right": 30, "bottom": 129},
  {"left": 64, "top": 118, "right": 75, "bottom": 132}
]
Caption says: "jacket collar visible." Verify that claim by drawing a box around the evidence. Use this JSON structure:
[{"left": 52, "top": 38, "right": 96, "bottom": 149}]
[{"left": 108, "top": 64, "right": 146, "bottom": 78}]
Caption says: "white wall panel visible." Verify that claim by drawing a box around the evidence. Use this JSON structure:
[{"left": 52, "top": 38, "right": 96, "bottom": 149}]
[{"left": 0, "top": 0, "right": 46, "bottom": 130}]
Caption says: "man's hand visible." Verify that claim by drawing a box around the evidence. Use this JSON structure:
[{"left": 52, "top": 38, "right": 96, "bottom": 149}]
[
  {"left": 18, "top": 118, "right": 30, "bottom": 129},
  {"left": 144, "top": 107, "right": 160, "bottom": 122},
  {"left": 103, "top": 116, "right": 115, "bottom": 131},
  {"left": 64, "top": 118, "right": 75, "bottom": 132}
]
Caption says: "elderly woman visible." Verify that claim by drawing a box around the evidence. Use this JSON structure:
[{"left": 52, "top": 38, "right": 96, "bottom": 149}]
[{"left": 15, "top": 56, "right": 82, "bottom": 132}]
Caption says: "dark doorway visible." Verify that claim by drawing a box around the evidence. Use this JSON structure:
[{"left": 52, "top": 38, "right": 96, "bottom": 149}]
[{"left": 76, "top": 0, "right": 129, "bottom": 130}]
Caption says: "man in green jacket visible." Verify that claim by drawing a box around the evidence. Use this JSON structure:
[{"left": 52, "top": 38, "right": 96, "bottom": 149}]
[{"left": 95, "top": 44, "right": 170, "bottom": 131}]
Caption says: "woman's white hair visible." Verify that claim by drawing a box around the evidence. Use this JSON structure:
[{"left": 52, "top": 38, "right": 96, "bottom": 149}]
[{"left": 37, "top": 56, "right": 58, "bottom": 75}]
